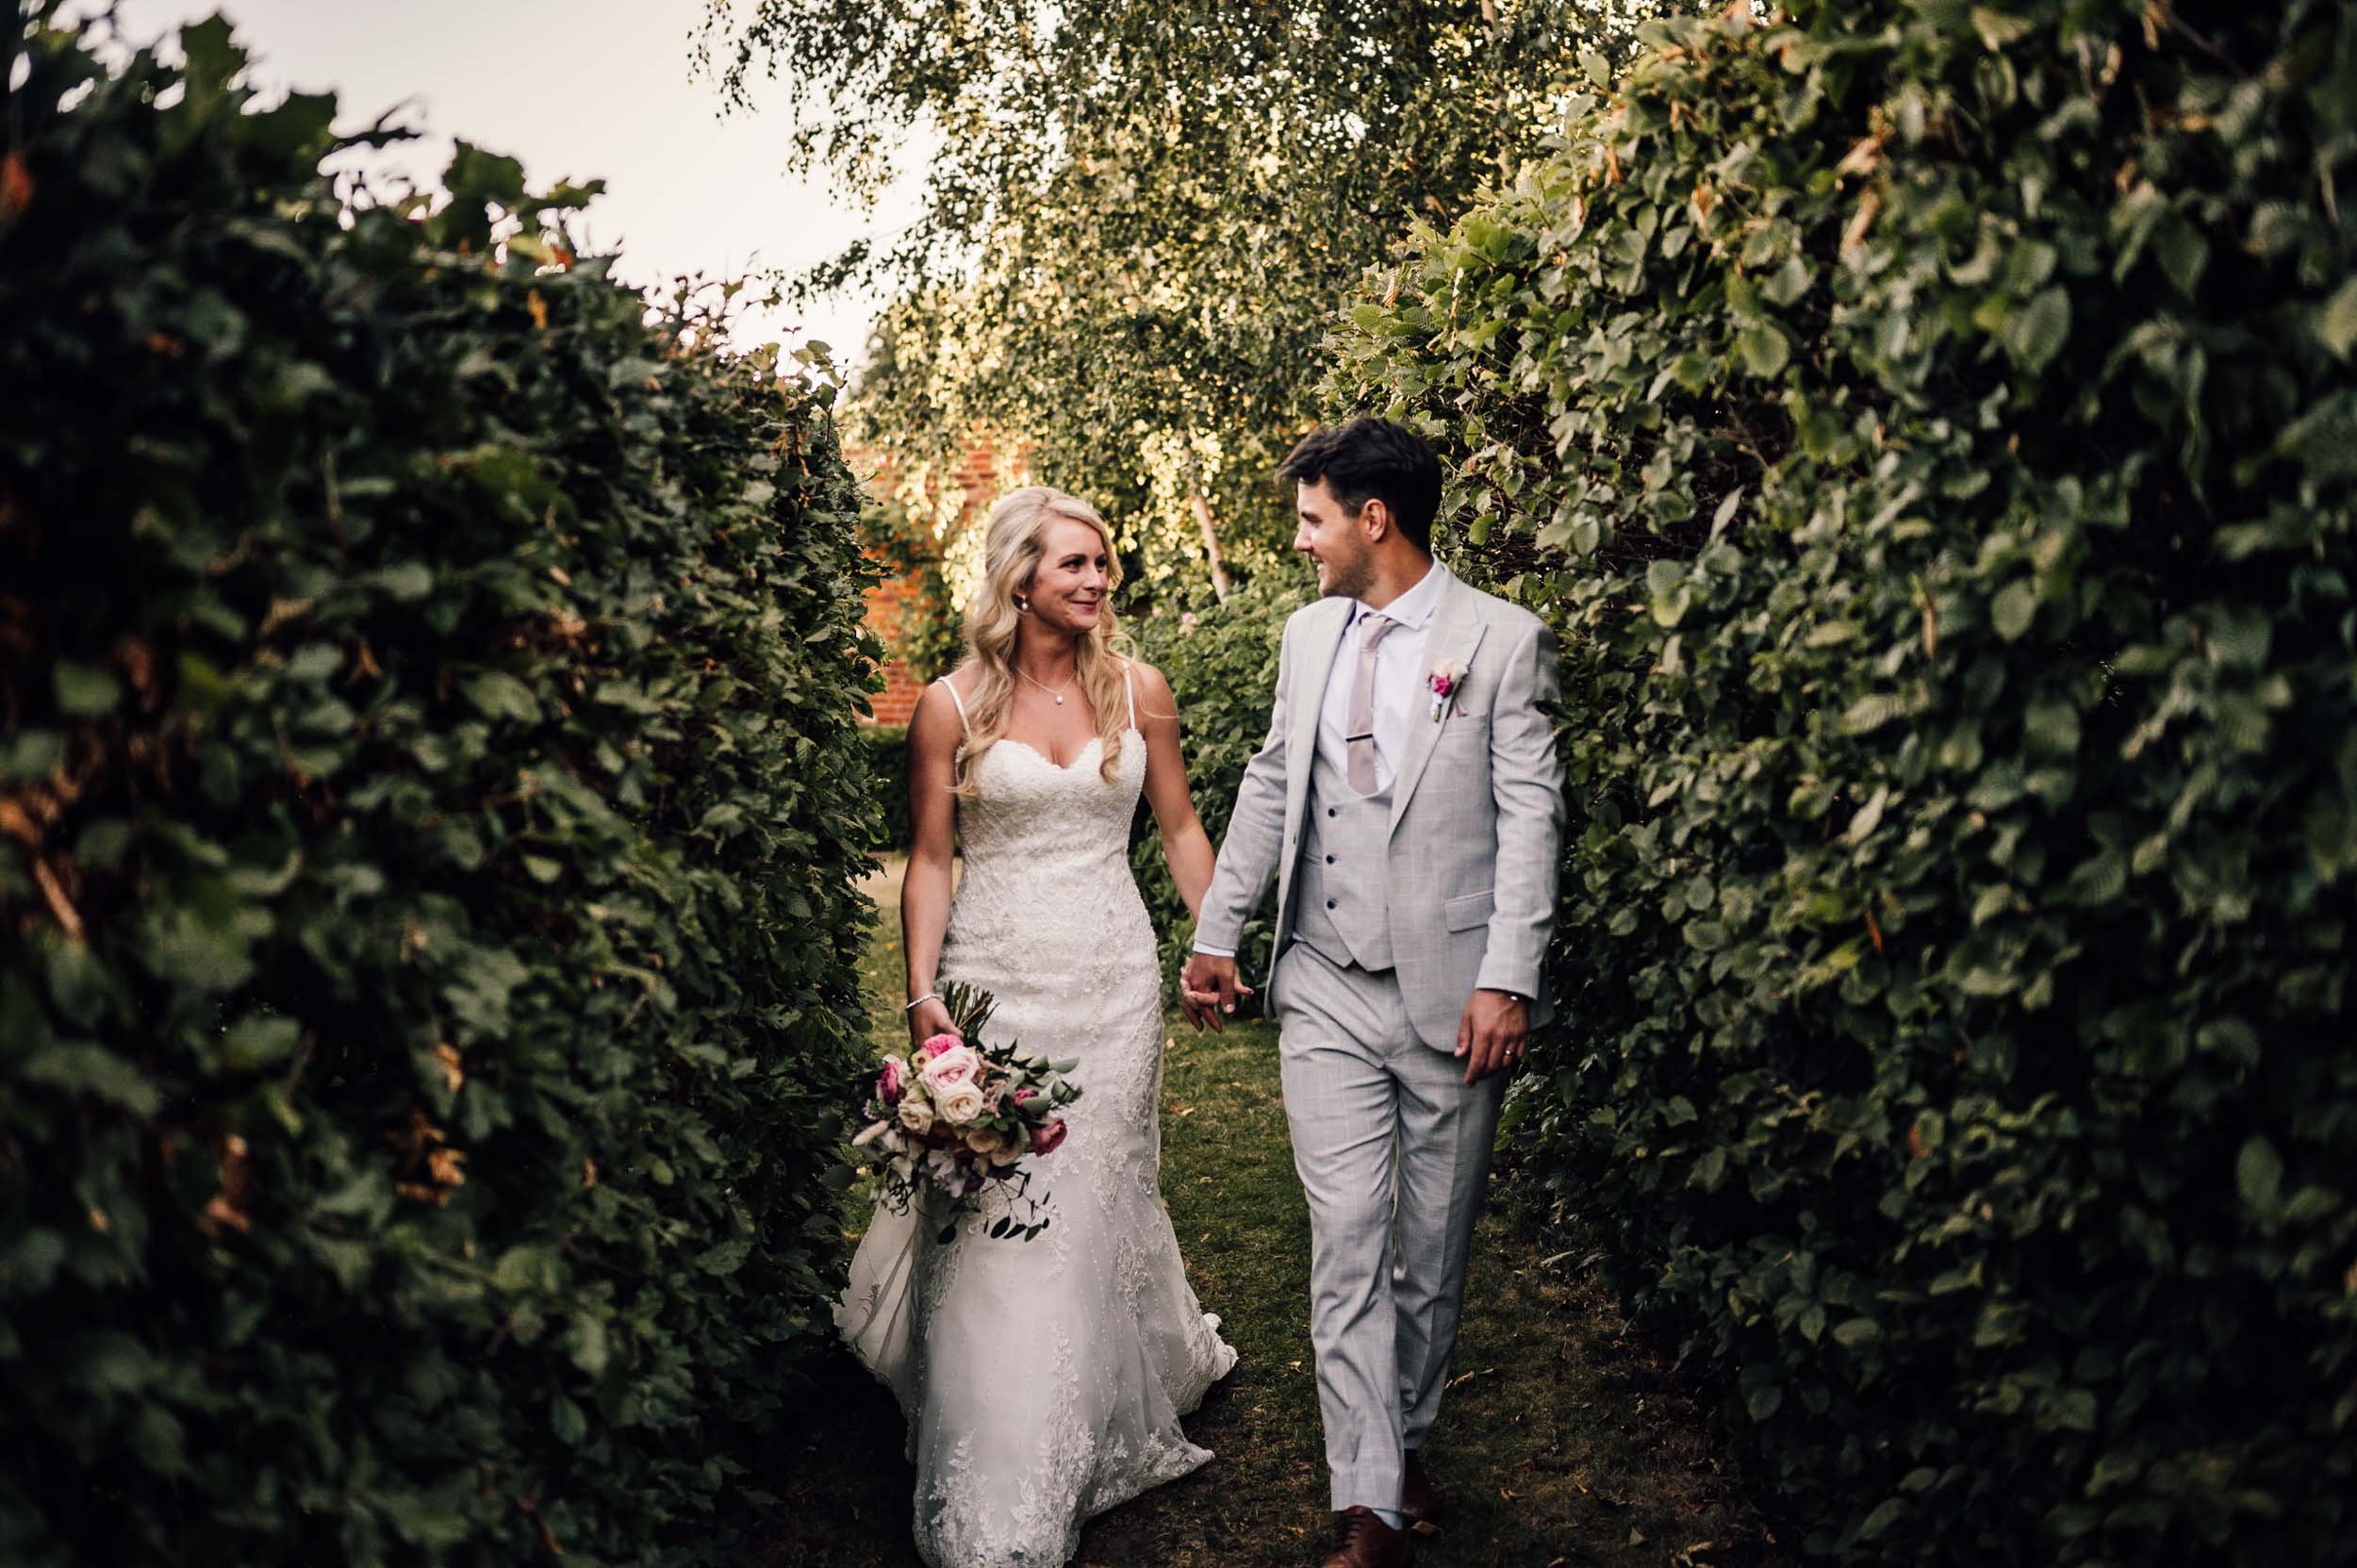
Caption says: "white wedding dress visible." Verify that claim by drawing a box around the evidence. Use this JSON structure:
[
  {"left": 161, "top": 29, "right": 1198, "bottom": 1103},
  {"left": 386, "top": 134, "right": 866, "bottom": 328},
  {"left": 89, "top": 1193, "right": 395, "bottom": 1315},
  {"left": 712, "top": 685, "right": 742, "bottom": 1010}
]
[{"left": 837, "top": 669, "right": 1238, "bottom": 1568}]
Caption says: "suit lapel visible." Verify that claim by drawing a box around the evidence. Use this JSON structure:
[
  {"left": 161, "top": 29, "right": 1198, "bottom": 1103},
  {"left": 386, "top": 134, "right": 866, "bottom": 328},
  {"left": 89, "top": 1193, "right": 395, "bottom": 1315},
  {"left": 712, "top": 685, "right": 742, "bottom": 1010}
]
[
  {"left": 1389, "top": 573, "right": 1487, "bottom": 834},
  {"left": 1290, "top": 597, "right": 1351, "bottom": 792},
  {"left": 1277, "top": 597, "right": 1352, "bottom": 920}
]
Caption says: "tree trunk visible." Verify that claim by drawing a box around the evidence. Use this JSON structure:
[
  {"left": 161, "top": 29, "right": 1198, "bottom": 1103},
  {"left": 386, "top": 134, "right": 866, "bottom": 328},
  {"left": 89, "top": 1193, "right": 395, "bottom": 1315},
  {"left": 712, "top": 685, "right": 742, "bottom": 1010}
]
[{"left": 1184, "top": 453, "right": 1233, "bottom": 602}]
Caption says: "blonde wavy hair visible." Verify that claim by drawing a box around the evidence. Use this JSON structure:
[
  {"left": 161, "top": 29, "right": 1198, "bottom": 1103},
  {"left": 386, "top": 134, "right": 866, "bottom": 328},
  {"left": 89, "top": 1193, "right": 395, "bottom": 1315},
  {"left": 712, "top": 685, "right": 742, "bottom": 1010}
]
[{"left": 950, "top": 486, "right": 1129, "bottom": 798}]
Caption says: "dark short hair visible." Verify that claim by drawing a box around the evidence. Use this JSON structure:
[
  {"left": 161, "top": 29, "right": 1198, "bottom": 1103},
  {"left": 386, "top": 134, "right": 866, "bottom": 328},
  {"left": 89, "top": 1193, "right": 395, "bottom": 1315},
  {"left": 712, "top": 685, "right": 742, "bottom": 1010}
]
[{"left": 1277, "top": 417, "right": 1442, "bottom": 553}]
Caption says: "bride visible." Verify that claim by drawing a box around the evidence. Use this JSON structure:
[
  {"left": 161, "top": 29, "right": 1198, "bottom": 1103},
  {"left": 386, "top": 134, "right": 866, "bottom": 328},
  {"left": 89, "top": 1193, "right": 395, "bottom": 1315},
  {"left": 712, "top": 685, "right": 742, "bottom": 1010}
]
[{"left": 837, "top": 485, "right": 1239, "bottom": 1566}]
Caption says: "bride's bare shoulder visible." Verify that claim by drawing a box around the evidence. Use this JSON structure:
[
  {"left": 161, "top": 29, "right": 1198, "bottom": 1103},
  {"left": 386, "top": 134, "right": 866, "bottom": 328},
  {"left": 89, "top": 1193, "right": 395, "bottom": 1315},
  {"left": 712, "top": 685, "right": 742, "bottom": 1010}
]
[
  {"left": 909, "top": 670, "right": 973, "bottom": 747},
  {"left": 1119, "top": 658, "right": 1179, "bottom": 723}
]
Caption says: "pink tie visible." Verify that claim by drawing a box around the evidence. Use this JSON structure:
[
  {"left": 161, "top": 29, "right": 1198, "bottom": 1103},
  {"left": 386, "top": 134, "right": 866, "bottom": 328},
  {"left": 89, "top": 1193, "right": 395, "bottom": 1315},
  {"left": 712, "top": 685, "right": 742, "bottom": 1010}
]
[{"left": 1345, "top": 614, "right": 1397, "bottom": 795}]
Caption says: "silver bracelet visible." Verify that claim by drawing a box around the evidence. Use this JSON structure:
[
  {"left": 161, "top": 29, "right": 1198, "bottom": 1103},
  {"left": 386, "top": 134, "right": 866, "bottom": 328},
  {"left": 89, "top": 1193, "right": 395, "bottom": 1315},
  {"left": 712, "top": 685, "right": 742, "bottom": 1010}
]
[{"left": 904, "top": 991, "right": 940, "bottom": 1013}]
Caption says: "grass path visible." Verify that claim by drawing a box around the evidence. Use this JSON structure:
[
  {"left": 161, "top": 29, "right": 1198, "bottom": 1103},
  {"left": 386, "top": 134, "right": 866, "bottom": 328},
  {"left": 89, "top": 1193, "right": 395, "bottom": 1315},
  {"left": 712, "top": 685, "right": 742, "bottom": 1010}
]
[{"left": 777, "top": 859, "right": 1784, "bottom": 1568}]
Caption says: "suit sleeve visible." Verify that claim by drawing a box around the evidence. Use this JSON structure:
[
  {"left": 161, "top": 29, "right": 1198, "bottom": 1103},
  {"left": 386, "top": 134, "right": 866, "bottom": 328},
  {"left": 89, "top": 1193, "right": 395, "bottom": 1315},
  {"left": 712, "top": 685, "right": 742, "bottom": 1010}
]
[
  {"left": 1475, "top": 618, "right": 1565, "bottom": 999},
  {"left": 1192, "top": 620, "right": 1296, "bottom": 955}
]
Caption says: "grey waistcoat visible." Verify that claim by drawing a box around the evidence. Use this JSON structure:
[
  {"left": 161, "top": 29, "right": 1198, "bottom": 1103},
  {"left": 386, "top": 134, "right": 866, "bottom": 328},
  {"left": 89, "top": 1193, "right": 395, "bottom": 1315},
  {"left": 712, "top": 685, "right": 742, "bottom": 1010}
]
[{"left": 1291, "top": 740, "right": 1394, "bottom": 972}]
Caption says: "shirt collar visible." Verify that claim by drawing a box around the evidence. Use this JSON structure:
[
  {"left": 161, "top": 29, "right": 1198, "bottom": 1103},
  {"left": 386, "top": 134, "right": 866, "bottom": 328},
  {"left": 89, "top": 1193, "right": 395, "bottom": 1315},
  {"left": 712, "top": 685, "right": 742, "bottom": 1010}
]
[{"left": 1351, "top": 558, "right": 1443, "bottom": 633}]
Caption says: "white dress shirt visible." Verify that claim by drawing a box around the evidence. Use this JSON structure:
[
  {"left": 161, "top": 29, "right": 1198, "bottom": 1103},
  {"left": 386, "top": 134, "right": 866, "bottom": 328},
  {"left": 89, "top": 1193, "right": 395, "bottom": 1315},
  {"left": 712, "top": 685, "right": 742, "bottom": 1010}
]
[
  {"left": 1194, "top": 561, "right": 1442, "bottom": 959},
  {"left": 1317, "top": 559, "right": 1442, "bottom": 794}
]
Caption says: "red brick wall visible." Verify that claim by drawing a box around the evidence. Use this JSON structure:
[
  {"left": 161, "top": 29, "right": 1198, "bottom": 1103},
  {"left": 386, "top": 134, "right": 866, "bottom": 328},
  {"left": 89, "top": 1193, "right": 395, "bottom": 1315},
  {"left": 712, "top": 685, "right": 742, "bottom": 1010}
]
[
  {"left": 851, "top": 434, "right": 1016, "bottom": 727},
  {"left": 863, "top": 568, "right": 927, "bottom": 727}
]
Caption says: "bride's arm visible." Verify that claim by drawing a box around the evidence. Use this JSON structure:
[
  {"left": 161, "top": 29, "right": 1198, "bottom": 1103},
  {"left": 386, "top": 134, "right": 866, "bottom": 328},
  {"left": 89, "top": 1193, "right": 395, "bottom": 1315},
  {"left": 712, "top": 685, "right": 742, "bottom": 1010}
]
[
  {"left": 1132, "top": 661, "right": 1217, "bottom": 919},
  {"left": 900, "top": 681, "right": 964, "bottom": 1047}
]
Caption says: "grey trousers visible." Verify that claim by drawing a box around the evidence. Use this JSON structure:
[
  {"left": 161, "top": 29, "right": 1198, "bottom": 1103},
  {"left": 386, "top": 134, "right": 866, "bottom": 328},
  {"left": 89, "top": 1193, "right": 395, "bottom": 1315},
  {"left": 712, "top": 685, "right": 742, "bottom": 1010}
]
[{"left": 1275, "top": 940, "right": 1506, "bottom": 1512}]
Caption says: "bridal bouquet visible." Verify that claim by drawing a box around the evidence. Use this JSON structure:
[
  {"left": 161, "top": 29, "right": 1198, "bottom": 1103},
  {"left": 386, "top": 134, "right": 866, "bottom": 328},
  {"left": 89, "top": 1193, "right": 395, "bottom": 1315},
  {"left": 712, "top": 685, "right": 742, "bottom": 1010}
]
[{"left": 850, "top": 982, "right": 1082, "bottom": 1243}]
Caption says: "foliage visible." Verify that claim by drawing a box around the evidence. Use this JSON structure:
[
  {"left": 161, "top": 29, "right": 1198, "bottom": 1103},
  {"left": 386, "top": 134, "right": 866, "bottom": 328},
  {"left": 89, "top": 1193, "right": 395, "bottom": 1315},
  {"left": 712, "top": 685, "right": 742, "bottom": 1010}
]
[
  {"left": 857, "top": 486, "right": 959, "bottom": 688},
  {"left": 861, "top": 725, "right": 912, "bottom": 850},
  {"left": 1327, "top": 0, "right": 2357, "bottom": 1561},
  {"left": 0, "top": 13, "right": 877, "bottom": 1565},
  {"left": 1126, "top": 572, "right": 1309, "bottom": 986},
  {"left": 697, "top": 0, "right": 1690, "bottom": 602}
]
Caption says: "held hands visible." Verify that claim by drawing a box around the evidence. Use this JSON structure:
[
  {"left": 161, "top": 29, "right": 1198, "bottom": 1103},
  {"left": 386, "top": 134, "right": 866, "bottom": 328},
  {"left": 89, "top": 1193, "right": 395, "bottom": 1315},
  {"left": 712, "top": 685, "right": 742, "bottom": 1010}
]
[
  {"left": 1455, "top": 988, "right": 1528, "bottom": 1085},
  {"left": 1178, "top": 952, "right": 1253, "bottom": 1033}
]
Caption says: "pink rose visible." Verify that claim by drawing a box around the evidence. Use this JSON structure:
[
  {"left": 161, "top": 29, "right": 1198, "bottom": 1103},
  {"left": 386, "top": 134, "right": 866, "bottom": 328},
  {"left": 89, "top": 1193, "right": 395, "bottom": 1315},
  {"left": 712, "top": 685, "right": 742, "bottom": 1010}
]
[
  {"left": 1030, "top": 1117, "right": 1069, "bottom": 1157},
  {"left": 1430, "top": 671, "right": 1454, "bottom": 697},
  {"left": 919, "top": 1032, "right": 961, "bottom": 1059},
  {"left": 877, "top": 1058, "right": 906, "bottom": 1104},
  {"left": 920, "top": 1043, "right": 982, "bottom": 1093}
]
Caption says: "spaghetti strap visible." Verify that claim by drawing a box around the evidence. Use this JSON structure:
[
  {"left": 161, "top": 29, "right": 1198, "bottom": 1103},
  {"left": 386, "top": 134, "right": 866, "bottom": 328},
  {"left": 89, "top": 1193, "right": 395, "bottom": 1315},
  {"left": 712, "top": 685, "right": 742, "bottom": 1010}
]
[
  {"left": 939, "top": 677, "right": 971, "bottom": 734},
  {"left": 1122, "top": 661, "right": 1137, "bottom": 732}
]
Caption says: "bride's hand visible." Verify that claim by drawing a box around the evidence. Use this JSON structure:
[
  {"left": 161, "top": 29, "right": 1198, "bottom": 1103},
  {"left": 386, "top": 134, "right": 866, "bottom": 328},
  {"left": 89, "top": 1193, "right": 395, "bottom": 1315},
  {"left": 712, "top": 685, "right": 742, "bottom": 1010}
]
[{"left": 907, "top": 995, "right": 960, "bottom": 1050}]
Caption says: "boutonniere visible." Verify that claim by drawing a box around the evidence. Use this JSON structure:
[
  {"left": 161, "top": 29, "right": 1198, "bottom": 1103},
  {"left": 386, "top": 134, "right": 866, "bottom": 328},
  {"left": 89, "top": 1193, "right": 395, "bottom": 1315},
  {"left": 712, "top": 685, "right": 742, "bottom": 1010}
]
[{"left": 1427, "top": 658, "right": 1469, "bottom": 721}]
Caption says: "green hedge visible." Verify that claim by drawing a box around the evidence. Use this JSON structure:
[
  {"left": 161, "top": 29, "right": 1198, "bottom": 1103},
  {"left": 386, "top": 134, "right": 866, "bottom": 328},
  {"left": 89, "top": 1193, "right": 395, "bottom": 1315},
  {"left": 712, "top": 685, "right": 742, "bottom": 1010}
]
[
  {"left": 861, "top": 725, "right": 911, "bottom": 850},
  {"left": 1127, "top": 574, "right": 1307, "bottom": 987},
  {"left": 1327, "top": 1, "right": 2357, "bottom": 1563},
  {"left": 0, "top": 15, "right": 877, "bottom": 1565}
]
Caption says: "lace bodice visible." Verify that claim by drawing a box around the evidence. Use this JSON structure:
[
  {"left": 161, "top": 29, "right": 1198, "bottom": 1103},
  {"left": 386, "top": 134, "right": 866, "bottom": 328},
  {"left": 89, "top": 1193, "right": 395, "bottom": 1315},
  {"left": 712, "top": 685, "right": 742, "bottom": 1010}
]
[{"left": 941, "top": 731, "right": 1154, "bottom": 1041}]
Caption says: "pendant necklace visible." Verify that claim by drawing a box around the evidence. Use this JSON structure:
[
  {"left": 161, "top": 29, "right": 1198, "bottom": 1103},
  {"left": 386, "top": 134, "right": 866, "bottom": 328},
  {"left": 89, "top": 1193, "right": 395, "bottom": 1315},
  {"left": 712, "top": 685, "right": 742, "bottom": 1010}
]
[{"left": 1016, "top": 664, "right": 1078, "bottom": 705}]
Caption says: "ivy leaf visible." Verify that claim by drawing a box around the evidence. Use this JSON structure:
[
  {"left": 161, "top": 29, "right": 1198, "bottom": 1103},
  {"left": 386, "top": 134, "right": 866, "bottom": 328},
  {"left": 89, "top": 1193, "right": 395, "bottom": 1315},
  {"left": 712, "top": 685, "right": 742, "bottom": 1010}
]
[
  {"left": 55, "top": 661, "right": 123, "bottom": 717},
  {"left": 1991, "top": 581, "right": 2038, "bottom": 641},
  {"left": 1969, "top": 7, "right": 2031, "bottom": 47},
  {"left": 2005, "top": 287, "right": 2070, "bottom": 373},
  {"left": 1832, "top": 1317, "right": 1883, "bottom": 1348},
  {"left": 220, "top": 1015, "right": 302, "bottom": 1071},
  {"left": 2318, "top": 277, "right": 2357, "bottom": 359},
  {"left": 2236, "top": 1137, "right": 2283, "bottom": 1212},
  {"left": 370, "top": 562, "right": 433, "bottom": 601},
  {"left": 567, "top": 1312, "right": 610, "bottom": 1378},
  {"left": 22, "top": 1044, "right": 161, "bottom": 1115},
  {"left": 1841, "top": 693, "right": 1902, "bottom": 735},
  {"left": 1857, "top": 1497, "right": 1909, "bottom": 1540},
  {"left": 1847, "top": 785, "right": 1890, "bottom": 843},
  {"left": 463, "top": 671, "right": 539, "bottom": 723},
  {"left": 1738, "top": 322, "right": 1791, "bottom": 378}
]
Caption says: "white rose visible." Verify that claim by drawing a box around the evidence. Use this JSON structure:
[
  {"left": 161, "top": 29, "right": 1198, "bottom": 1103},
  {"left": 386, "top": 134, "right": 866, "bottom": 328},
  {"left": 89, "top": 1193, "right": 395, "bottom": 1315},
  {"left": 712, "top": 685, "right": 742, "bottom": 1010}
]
[
  {"left": 934, "top": 1081, "right": 987, "bottom": 1126},
  {"left": 897, "top": 1097, "right": 935, "bottom": 1136},
  {"left": 965, "top": 1126, "right": 1008, "bottom": 1157}
]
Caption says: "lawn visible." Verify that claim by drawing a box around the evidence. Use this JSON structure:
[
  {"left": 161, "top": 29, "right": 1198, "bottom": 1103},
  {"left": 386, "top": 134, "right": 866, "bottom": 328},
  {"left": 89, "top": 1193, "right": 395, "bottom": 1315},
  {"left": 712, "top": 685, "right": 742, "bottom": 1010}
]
[{"left": 773, "top": 859, "right": 1784, "bottom": 1568}]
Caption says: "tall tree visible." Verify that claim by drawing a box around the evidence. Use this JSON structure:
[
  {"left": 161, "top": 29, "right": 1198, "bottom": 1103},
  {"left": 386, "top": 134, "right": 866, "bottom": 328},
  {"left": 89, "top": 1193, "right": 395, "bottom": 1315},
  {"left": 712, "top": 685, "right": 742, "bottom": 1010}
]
[{"left": 697, "top": 0, "right": 1674, "bottom": 598}]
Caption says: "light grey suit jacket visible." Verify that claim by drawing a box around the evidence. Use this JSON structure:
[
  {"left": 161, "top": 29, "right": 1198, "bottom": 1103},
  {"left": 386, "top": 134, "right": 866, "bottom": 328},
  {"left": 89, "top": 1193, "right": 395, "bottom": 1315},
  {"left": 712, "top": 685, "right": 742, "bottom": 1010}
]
[{"left": 1195, "top": 565, "right": 1566, "bottom": 1048}]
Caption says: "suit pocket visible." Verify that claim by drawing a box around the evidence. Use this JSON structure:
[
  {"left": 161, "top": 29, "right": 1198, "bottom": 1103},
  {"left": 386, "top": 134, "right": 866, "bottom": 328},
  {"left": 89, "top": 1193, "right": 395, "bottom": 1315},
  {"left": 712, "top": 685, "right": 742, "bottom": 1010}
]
[
  {"left": 1444, "top": 889, "right": 1495, "bottom": 932},
  {"left": 1437, "top": 710, "right": 1490, "bottom": 750}
]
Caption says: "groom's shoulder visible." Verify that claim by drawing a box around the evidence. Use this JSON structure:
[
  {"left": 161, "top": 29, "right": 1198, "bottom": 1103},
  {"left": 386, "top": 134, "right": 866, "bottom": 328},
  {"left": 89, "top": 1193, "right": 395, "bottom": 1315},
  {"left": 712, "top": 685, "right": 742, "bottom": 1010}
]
[
  {"left": 1279, "top": 596, "right": 1345, "bottom": 638},
  {"left": 1458, "top": 579, "right": 1546, "bottom": 641}
]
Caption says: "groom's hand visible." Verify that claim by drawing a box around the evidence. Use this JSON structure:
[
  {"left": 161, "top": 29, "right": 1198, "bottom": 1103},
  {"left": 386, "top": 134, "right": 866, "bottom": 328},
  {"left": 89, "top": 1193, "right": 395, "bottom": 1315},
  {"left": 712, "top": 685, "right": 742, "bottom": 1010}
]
[
  {"left": 1456, "top": 989, "right": 1528, "bottom": 1084},
  {"left": 1179, "top": 952, "right": 1251, "bottom": 1033}
]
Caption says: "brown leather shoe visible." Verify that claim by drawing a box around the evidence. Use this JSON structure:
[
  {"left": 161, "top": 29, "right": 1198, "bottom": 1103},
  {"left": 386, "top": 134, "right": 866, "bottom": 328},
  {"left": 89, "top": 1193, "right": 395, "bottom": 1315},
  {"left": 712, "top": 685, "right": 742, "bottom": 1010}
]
[
  {"left": 1401, "top": 1450, "right": 1446, "bottom": 1531},
  {"left": 1319, "top": 1505, "right": 1412, "bottom": 1568}
]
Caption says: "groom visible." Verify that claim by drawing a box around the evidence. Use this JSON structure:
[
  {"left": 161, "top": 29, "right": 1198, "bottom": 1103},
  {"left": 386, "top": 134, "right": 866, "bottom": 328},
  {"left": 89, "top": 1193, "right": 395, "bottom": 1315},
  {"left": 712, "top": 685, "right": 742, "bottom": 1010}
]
[{"left": 1182, "top": 418, "right": 1564, "bottom": 1568}]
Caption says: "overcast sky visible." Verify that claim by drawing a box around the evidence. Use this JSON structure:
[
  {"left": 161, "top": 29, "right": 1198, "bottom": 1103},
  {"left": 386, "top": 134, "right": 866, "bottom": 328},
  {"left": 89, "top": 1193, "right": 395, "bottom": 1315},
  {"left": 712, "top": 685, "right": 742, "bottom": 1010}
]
[{"left": 84, "top": 1, "right": 924, "bottom": 368}]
